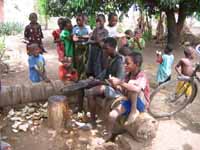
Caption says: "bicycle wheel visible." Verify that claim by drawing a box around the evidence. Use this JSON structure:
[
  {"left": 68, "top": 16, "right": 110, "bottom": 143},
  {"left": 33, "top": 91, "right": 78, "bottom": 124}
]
[{"left": 149, "top": 79, "right": 197, "bottom": 118}]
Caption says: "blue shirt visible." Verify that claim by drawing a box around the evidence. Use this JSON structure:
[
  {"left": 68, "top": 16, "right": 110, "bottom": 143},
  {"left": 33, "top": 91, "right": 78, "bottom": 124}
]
[
  {"left": 157, "top": 54, "right": 174, "bottom": 83},
  {"left": 28, "top": 54, "right": 45, "bottom": 83},
  {"left": 72, "top": 25, "right": 89, "bottom": 36}
]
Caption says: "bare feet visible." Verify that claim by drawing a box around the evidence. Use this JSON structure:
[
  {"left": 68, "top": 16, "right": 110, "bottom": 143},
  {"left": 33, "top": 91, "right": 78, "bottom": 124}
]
[{"left": 124, "top": 110, "right": 139, "bottom": 126}]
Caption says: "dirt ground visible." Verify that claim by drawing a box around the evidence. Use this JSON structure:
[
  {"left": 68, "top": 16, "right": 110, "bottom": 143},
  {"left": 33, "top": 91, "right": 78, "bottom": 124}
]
[{"left": 1, "top": 29, "right": 200, "bottom": 150}]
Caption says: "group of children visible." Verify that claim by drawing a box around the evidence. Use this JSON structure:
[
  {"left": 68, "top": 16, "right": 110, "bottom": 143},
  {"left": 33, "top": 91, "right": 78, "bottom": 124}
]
[{"left": 6, "top": 11, "right": 195, "bottom": 141}]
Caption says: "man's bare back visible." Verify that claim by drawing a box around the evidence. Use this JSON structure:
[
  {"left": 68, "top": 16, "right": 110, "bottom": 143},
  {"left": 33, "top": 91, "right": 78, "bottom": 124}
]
[{"left": 176, "top": 58, "right": 193, "bottom": 76}]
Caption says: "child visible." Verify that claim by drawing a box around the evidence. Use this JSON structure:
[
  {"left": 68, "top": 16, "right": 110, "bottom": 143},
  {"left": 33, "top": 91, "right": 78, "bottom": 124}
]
[
  {"left": 60, "top": 18, "right": 74, "bottom": 60},
  {"left": 28, "top": 43, "right": 49, "bottom": 83},
  {"left": 59, "top": 57, "right": 78, "bottom": 82},
  {"left": 87, "top": 14, "right": 108, "bottom": 77},
  {"left": 156, "top": 45, "right": 174, "bottom": 85},
  {"left": 24, "top": 13, "right": 46, "bottom": 54},
  {"left": 106, "top": 13, "right": 119, "bottom": 38},
  {"left": 52, "top": 17, "right": 65, "bottom": 62},
  {"left": 175, "top": 46, "right": 195, "bottom": 96},
  {"left": 129, "top": 29, "right": 145, "bottom": 53},
  {"left": 85, "top": 37, "right": 125, "bottom": 127},
  {"left": 124, "top": 29, "right": 134, "bottom": 47},
  {"left": 107, "top": 52, "right": 150, "bottom": 140},
  {"left": 72, "top": 14, "right": 90, "bottom": 79}
]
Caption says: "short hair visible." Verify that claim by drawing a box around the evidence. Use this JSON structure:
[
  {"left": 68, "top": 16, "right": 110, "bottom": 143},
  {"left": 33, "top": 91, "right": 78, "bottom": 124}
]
[
  {"left": 28, "top": 43, "right": 40, "bottom": 53},
  {"left": 108, "top": 12, "right": 117, "bottom": 21},
  {"left": 97, "top": 14, "right": 106, "bottom": 22},
  {"left": 62, "top": 17, "right": 71, "bottom": 27},
  {"left": 77, "top": 13, "right": 84, "bottom": 20},
  {"left": 184, "top": 46, "right": 194, "bottom": 57},
  {"left": 104, "top": 37, "right": 117, "bottom": 48},
  {"left": 29, "top": 12, "right": 37, "bottom": 20},
  {"left": 165, "top": 44, "right": 173, "bottom": 53},
  {"left": 128, "top": 52, "right": 143, "bottom": 67},
  {"left": 119, "top": 46, "right": 132, "bottom": 56},
  {"left": 125, "top": 29, "right": 133, "bottom": 35}
]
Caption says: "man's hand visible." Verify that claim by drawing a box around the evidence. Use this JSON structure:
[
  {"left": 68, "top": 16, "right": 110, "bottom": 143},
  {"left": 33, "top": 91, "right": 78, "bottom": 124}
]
[{"left": 108, "top": 76, "right": 122, "bottom": 86}]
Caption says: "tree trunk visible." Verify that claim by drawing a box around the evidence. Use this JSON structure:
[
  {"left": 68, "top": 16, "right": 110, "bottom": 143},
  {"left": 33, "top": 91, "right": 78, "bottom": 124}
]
[
  {"left": 44, "top": 15, "right": 48, "bottom": 30},
  {"left": 165, "top": 4, "right": 187, "bottom": 48}
]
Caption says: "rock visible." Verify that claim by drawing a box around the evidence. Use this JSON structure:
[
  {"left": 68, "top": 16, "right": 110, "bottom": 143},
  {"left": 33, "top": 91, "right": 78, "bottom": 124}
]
[
  {"left": 124, "top": 112, "right": 159, "bottom": 143},
  {"left": 115, "top": 133, "right": 151, "bottom": 150},
  {"left": 90, "top": 142, "right": 119, "bottom": 150}
]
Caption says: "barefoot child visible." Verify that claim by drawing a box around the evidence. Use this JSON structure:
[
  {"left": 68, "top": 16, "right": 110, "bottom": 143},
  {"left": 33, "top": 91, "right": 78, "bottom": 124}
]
[
  {"left": 72, "top": 14, "right": 90, "bottom": 79},
  {"left": 107, "top": 52, "right": 150, "bottom": 139},
  {"left": 52, "top": 18, "right": 65, "bottom": 62},
  {"left": 24, "top": 13, "right": 46, "bottom": 54},
  {"left": 87, "top": 14, "right": 108, "bottom": 77},
  {"left": 28, "top": 43, "right": 49, "bottom": 83},
  {"left": 60, "top": 18, "right": 74, "bottom": 61},
  {"left": 156, "top": 45, "right": 174, "bottom": 85},
  {"left": 175, "top": 46, "right": 195, "bottom": 96},
  {"left": 59, "top": 57, "right": 78, "bottom": 82}
]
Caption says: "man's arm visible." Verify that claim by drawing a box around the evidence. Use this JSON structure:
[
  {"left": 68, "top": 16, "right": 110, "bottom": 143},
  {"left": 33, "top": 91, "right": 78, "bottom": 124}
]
[{"left": 175, "top": 59, "right": 183, "bottom": 76}]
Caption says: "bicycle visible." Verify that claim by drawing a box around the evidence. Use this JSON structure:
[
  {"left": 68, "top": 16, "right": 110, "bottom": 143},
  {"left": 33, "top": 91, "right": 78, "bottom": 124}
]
[{"left": 149, "top": 62, "right": 200, "bottom": 118}]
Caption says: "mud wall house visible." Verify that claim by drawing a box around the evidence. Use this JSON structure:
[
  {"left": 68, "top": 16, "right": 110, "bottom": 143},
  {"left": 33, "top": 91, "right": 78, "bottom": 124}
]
[{"left": 0, "top": 0, "right": 35, "bottom": 24}]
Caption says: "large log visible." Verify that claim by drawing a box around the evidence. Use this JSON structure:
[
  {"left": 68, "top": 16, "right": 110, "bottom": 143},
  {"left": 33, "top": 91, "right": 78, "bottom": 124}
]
[
  {"left": 0, "top": 79, "right": 106, "bottom": 107},
  {"left": 0, "top": 80, "right": 64, "bottom": 107}
]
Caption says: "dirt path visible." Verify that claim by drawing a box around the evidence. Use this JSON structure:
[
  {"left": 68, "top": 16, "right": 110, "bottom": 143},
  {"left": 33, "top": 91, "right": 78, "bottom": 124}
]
[{"left": 1, "top": 30, "right": 200, "bottom": 150}]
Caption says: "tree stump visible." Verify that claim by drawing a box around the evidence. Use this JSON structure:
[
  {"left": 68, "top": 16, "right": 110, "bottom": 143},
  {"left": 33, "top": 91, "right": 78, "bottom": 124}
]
[
  {"left": 48, "top": 95, "right": 70, "bottom": 131},
  {"left": 124, "top": 112, "right": 159, "bottom": 143}
]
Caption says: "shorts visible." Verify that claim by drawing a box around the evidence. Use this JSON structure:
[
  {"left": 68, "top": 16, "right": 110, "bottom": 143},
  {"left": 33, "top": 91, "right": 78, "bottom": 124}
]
[
  {"left": 121, "top": 97, "right": 145, "bottom": 116},
  {"left": 176, "top": 81, "right": 192, "bottom": 97},
  {"left": 104, "top": 86, "right": 122, "bottom": 99}
]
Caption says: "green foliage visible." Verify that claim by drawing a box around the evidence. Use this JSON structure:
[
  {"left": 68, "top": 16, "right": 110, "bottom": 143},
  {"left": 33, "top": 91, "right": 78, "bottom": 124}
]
[
  {"left": 38, "top": 0, "right": 48, "bottom": 17},
  {"left": 0, "top": 22, "right": 23, "bottom": 36}
]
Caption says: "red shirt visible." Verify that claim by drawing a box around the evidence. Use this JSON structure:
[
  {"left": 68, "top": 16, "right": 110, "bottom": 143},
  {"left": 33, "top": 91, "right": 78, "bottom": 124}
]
[{"left": 59, "top": 65, "right": 78, "bottom": 81}]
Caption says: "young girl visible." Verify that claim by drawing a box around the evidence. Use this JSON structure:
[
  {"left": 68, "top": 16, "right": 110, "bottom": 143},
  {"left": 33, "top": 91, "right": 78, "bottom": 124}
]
[
  {"left": 59, "top": 57, "right": 78, "bottom": 82},
  {"left": 52, "top": 18, "right": 65, "bottom": 62},
  {"left": 24, "top": 13, "right": 46, "bottom": 54},
  {"left": 72, "top": 14, "right": 89, "bottom": 79},
  {"left": 60, "top": 18, "right": 74, "bottom": 62},
  {"left": 156, "top": 45, "right": 174, "bottom": 85},
  {"left": 106, "top": 12, "right": 118, "bottom": 38}
]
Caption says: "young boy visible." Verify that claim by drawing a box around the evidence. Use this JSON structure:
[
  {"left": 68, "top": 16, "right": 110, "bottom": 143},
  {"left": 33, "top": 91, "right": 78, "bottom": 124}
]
[
  {"left": 59, "top": 57, "right": 78, "bottom": 83},
  {"left": 129, "top": 29, "right": 145, "bottom": 53},
  {"left": 24, "top": 13, "right": 46, "bottom": 54},
  {"left": 156, "top": 45, "right": 174, "bottom": 85},
  {"left": 87, "top": 14, "right": 108, "bottom": 77},
  {"left": 107, "top": 52, "right": 150, "bottom": 140},
  {"left": 85, "top": 37, "right": 125, "bottom": 127},
  {"left": 175, "top": 46, "right": 195, "bottom": 96},
  {"left": 72, "top": 14, "right": 90, "bottom": 79},
  {"left": 60, "top": 18, "right": 74, "bottom": 61},
  {"left": 28, "top": 43, "right": 49, "bottom": 83},
  {"left": 52, "top": 17, "right": 65, "bottom": 62}
]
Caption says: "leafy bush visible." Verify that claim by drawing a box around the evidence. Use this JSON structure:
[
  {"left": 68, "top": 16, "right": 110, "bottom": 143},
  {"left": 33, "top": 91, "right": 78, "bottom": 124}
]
[{"left": 0, "top": 22, "right": 23, "bottom": 36}]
